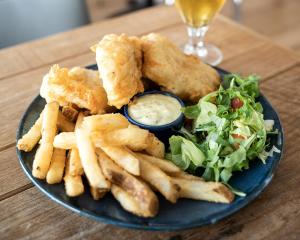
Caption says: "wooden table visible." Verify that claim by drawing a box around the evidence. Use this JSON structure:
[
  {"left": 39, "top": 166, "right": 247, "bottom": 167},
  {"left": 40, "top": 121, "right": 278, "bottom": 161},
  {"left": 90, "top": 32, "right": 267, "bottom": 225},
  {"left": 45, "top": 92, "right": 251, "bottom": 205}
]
[{"left": 0, "top": 5, "right": 299, "bottom": 240}]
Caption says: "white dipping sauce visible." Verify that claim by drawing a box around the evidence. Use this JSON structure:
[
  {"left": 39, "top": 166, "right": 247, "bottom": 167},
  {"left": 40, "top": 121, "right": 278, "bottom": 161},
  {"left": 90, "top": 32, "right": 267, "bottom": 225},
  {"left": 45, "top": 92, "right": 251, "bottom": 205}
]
[{"left": 128, "top": 94, "right": 182, "bottom": 126}]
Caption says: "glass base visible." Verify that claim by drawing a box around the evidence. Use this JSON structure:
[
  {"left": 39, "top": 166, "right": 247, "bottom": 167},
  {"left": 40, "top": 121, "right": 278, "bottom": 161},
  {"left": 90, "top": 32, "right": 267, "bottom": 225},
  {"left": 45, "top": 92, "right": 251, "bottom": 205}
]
[{"left": 183, "top": 43, "right": 223, "bottom": 66}]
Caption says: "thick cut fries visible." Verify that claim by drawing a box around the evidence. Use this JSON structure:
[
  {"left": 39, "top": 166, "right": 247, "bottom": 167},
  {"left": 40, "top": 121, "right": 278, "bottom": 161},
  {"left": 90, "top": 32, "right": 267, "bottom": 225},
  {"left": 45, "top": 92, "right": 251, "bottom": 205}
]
[
  {"left": 168, "top": 171, "right": 204, "bottom": 181},
  {"left": 69, "top": 113, "right": 84, "bottom": 176},
  {"left": 145, "top": 133, "right": 165, "bottom": 158},
  {"left": 90, "top": 187, "right": 108, "bottom": 200},
  {"left": 54, "top": 130, "right": 147, "bottom": 155},
  {"left": 117, "top": 124, "right": 149, "bottom": 151},
  {"left": 82, "top": 114, "right": 129, "bottom": 133},
  {"left": 75, "top": 112, "right": 84, "bottom": 131},
  {"left": 64, "top": 156, "right": 84, "bottom": 197},
  {"left": 172, "top": 178, "right": 234, "bottom": 203},
  {"left": 57, "top": 111, "right": 75, "bottom": 132},
  {"left": 32, "top": 102, "right": 59, "bottom": 179},
  {"left": 98, "top": 149, "right": 158, "bottom": 217},
  {"left": 138, "top": 156, "right": 180, "bottom": 203},
  {"left": 91, "top": 124, "right": 149, "bottom": 151},
  {"left": 68, "top": 148, "right": 83, "bottom": 176},
  {"left": 135, "top": 153, "right": 181, "bottom": 174},
  {"left": 46, "top": 148, "right": 66, "bottom": 184},
  {"left": 101, "top": 146, "right": 140, "bottom": 176},
  {"left": 17, "top": 111, "right": 43, "bottom": 152},
  {"left": 53, "top": 132, "right": 76, "bottom": 149},
  {"left": 75, "top": 128, "right": 110, "bottom": 189},
  {"left": 111, "top": 185, "right": 146, "bottom": 217}
]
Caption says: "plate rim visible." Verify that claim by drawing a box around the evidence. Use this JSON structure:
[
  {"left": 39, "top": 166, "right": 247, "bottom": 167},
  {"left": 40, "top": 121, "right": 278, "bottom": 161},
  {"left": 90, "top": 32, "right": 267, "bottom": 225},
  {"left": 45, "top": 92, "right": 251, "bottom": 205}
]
[{"left": 16, "top": 65, "right": 285, "bottom": 231}]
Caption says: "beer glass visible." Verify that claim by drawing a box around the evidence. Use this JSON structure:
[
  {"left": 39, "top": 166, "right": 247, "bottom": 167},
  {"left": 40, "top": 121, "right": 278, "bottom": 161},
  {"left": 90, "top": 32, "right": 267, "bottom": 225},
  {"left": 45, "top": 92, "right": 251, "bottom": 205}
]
[{"left": 175, "top": 0, "right": 226, "bottom": 65}]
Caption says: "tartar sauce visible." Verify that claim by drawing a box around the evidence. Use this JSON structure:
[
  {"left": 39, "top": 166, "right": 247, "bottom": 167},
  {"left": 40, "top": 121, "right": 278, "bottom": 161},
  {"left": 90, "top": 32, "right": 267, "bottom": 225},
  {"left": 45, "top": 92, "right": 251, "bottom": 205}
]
[{"left": 128, "top": 94, "right": 182, "bottom": 126}]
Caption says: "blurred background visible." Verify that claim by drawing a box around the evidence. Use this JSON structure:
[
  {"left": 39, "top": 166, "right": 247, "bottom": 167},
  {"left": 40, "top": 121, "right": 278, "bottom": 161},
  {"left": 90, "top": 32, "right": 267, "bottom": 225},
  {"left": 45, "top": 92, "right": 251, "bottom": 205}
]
[{"left": 0, "top": 0, "right": 299, "bottom": 54}]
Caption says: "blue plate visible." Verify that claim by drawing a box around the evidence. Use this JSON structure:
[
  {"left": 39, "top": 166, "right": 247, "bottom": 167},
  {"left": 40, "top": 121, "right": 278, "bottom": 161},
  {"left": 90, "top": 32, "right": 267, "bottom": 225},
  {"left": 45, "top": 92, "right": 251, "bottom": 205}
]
[{"left": 16, "top": 64, "right": 284, "bottom": 231}]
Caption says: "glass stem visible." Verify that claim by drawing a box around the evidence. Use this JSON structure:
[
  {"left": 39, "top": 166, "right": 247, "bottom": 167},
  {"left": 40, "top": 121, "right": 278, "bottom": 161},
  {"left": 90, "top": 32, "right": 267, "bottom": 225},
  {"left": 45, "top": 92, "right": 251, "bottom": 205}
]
[
  {"left": 187, "top": 25, "right": 209, "bottom": 48},
  {"left": 233, "top": 0, "right": 243, "bottom": 22},
  {"left": 187, "top": 25, "right": 209, "bottom": 57}
]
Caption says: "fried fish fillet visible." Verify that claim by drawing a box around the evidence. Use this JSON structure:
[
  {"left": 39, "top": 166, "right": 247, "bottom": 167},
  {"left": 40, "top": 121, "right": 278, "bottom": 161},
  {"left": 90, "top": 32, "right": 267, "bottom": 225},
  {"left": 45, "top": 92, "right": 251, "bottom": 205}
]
[
  {"left": 141, "top": 33, "right": 221, "bottom": 103},
  {"left": 92, "top": 34, "right": 144, "bottom": 109},
  {"left": 40, "top": 65, "right": 108, "bottom": 114}
]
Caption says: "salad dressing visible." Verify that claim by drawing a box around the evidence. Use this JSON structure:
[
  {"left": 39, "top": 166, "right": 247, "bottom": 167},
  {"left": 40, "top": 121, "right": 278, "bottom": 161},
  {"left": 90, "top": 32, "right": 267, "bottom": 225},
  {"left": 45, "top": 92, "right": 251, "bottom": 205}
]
[{"left": 128, "top": 94, "right": 182, "bottom": 126}]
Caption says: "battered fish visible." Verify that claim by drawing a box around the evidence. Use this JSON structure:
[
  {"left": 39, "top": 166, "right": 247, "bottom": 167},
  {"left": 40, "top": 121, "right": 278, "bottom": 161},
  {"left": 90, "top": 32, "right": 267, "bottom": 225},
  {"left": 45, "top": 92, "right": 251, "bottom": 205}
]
[
  {"left": 40, "top": 65, "right": 108, "bottom": 114},
  {"left": 141, "top": 33, "right": 221, "bottom": 103},
  {"left": 92, "top": 34, "right": 144, "bottom": 109}
]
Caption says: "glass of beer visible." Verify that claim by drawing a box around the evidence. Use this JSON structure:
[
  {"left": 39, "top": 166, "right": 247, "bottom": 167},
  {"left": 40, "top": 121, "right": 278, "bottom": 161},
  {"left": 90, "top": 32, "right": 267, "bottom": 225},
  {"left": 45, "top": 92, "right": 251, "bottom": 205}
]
[{"left": 175, "top": 0, "right": 226, "bottom": 66}]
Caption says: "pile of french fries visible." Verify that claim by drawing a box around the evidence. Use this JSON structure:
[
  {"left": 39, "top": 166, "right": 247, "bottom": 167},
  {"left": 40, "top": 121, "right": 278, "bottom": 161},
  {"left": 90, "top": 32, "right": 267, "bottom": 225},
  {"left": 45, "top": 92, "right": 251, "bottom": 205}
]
[{"left": 17, "top": 102, "right": 234, "bottom": 217}]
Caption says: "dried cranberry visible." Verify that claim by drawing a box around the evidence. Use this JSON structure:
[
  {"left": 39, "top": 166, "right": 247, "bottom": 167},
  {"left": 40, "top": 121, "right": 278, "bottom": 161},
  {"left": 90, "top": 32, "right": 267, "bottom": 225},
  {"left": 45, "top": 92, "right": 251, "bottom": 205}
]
[
  {"left": 231, "top": 134, "right": 246, "bottom": 140},
  {"left": 231, "top": 97, "right": 243, "bottom": 109}
]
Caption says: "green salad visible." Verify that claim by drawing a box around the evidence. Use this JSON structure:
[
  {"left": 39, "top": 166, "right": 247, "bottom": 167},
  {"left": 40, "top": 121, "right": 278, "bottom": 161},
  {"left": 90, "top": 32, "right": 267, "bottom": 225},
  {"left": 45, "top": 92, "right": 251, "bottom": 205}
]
[{"left": 166, "top": 74, "right": 280, "bottom": 196}]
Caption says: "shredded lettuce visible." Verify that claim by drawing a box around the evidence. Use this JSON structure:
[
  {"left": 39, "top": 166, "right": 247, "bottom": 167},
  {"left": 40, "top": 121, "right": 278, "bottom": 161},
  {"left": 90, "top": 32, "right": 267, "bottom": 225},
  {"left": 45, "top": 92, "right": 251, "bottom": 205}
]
[
  {"left": 258, "top": 145, "right": 281, "bottom": 163},
  {"left": 264, "top": 119, "right": 274, "bottom": 132},
  {"left": 168, "top": 136, "right": 206, "bottom": 170},
  {"left": 167, "top": 74, "right": 280, "bottom": 196}
]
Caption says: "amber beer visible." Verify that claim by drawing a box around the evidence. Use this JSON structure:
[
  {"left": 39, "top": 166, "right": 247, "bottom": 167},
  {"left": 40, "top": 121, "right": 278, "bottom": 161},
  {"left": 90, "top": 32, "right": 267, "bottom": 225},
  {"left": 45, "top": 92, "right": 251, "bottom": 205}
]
[{"left": 175, "top": 0, "right": 226, "bottom": 27}]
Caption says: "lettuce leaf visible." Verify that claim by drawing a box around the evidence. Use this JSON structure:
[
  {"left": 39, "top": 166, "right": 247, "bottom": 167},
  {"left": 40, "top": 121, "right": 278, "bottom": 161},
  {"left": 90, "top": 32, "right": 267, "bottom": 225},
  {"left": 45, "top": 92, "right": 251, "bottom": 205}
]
[
  {"left": 168, "top": 136, "right": 205, "bottom": 170},
  {"left": 194, "top": 101, "right": 217, "bottom": 128}
]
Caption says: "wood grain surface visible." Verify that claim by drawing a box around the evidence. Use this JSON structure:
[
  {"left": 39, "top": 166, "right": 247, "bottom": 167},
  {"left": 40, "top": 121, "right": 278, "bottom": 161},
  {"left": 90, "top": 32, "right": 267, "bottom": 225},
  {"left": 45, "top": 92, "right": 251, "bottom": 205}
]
[{"left": 0, "top": 5, "right": 299, "bottom": 240}]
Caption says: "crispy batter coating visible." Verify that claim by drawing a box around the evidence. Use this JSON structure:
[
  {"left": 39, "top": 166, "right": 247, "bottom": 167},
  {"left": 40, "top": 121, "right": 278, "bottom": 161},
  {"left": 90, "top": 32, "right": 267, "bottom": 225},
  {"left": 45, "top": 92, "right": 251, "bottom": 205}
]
[
  {"left": 40, "top": 65, "right": 108, "bottom": 114},
  {"left": 92, "top": 34, "right": 144, "bottom": 109},
  {"left": 141, "top": 33, "right": 221, "bottom": 103}
]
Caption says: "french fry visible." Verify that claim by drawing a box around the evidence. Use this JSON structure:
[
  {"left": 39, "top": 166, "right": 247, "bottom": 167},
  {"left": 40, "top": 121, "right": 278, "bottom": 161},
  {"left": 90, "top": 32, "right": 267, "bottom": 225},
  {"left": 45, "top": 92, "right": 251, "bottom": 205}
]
[
  {"left": 100, "top": 146, "right": 140, "bottom": 176},
  {"left": 62, "top": 105, "right": 78, "bottom": 122},
  {"left": 53, "top": 124, "right": 151, "bottom": 160},
  {"left": 91, "top": 124, "right": 149, "bottom": 151},
  {"left": 32, "top": 144, "right": 52, "bottom": 179},
  {"left": 75, "top": 112, "right": 84, "bottom": 131},
  {"left": 64, "top": 156, "right": 84, "bottom": 197},
  {"left": 53, "top": 132, "right": 76, "bottom": 149},
  {"left": 17, "top": 110, "right": 43, "bottom": 152},
  {"left": 69, "top": 113, "right": 84, "bottom": 176},
  {"left": 89, "top": 132, "right": 106, "bottom": 146},
  {"left": 75, "top": 128, "right": 110, "bottom": 189},
  {"left": 54, "top": 129, "right": 147, "bottom": 156},
  {"left": 135, "top": 153, "right": 181, "bottom": 174},
  {"left": 90, "top": 187, "right": 108, "bottom": 200},
  {"left": 68, "top": 148, "right": 83, "bottom": 176},
  {"left": 57, "top": 111, "right": 75, "bottom": 132},
  {"left": 168, "top": 171, "right": 204, "bottom": 181},
  {"left": 111, "top": 185, "right": 147, "bottom": 217},
  {"left": 46, "top": 148, "right": 66, "bottom": 184},
  {"left": 145, "top": 133, "right": 165, "bottom": 158},
  {"left": 172, "top": 178, "right": 234, "bottom": 203},
  {"left": 32, "top": 102, "right": 59, "bottom": 179},
  {"left": 137, "top": 155, "right": 180, "bottom": 203},
  {"left": 98, "top": 149, "right": 158, "bottom": 217},
  {"left": 112, "top": 124, "right": 149, "bottom": 151},
  {"left": 82, "top": 113, "right": 129, "bottom": 133}
]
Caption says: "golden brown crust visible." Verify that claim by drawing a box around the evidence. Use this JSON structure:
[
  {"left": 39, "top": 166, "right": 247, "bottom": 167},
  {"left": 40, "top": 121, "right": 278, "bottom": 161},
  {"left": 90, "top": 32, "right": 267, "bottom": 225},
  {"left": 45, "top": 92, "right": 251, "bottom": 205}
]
[
  {"left": 40, "top": 65, "right": 108, "bottom": 114},
  {"left": 98, "top": 149, "right": 159, "bottom": 217},
  {"left": 172, "top": 178, "right": 234, "bottom": 203},
  {"left": 213, "top": 185, "right": 235, "bottom": 203},
  {"left": 93, "top": 34, "right": 144, "bottom": 109},
  {"left": 90, "top": 187, "right": 109, "bottom": 200},
  {"left": 62, "top": 105, "right": 79, "bottom": 122},
  {"left": 141, "top": 33, "right": 221, "bottom": 103}
]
